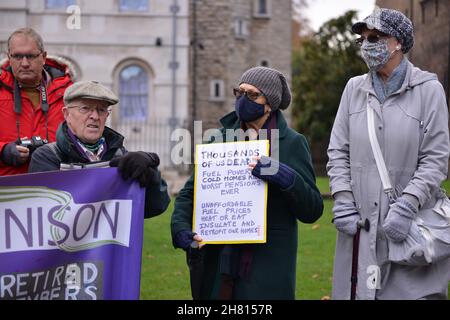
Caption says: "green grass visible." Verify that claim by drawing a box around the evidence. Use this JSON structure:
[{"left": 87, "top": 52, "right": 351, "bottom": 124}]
[
  {"left": 442, "top": 180, "right": 450, "bottom": 193},
  {"left": 296, "top": 199, "right": 334, "bottom": 299},
  {"left": 315, "top": 176, "right": 331, "bottom": 195},
  {"left": 139, "top": 199, "right": 335, "bottom": 300},
  {"left": 139, "top": 178, "right": 450, "bottom": 300},
  {"left": 140, "top": 200, "right": 191, "bottom": 299}
]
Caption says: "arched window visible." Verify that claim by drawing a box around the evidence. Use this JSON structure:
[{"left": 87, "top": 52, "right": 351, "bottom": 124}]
[{"left": 119, "top": 65, "right": 149, "bottom": 121}]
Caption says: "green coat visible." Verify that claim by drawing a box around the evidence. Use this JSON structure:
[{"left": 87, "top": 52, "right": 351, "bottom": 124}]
[{"left": 171, "top": 111, "right": 323, "bottom": 299}]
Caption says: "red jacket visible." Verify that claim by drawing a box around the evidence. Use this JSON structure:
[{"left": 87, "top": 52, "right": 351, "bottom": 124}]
[{"left": 0, "top": 57, "right": 74, "bottom": 176}]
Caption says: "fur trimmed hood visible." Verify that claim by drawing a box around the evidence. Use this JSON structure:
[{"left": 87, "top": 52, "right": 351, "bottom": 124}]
[{"left": 0, "top": 54, "right": 78, "bottom": 82}]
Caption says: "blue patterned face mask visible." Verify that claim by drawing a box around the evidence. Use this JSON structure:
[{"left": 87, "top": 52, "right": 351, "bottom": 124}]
[{"left": 361, "top": 39, "right": 394, "bottom": 71}]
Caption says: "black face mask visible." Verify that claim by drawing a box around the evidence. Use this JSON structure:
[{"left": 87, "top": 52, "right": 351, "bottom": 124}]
[{"left": 234, "top": 96, "right": 266, "bottom": 122}]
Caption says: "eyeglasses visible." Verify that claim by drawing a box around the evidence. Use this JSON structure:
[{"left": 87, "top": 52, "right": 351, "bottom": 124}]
[
  {"left": 67, "top": 105, "right": 111, "bottom": 116},
  {"left": 355, "top": 34, "right": 388, "bottom": 46},
  {"left": 9, "top": 52, "right": 43, "bottom": 62},
  {"left": 233, "top": 88, "right": 265, "bottom": 101}
]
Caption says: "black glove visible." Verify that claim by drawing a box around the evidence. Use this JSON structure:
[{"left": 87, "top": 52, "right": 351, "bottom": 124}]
[
  {"left": 1, "top": 142, "right": 23, "bottom": 166},
  {"left": 174, "top": 230, "right": 197, "bottom": 251},
  {"left": 109, "top": 151, "right": 160, "bottom": 187}
]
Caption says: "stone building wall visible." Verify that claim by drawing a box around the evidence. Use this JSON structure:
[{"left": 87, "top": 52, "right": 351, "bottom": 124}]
[{"left": 189, "top": 0, "right": 292, "bottom": 132}]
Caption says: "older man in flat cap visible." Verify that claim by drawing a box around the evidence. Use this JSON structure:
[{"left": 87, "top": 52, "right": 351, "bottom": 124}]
[
  {"left": 29, "top": 80, "right": 170, "bottom": 219},
  {"left": 327, "top": 7, "right": 450, "bottom": 299}
]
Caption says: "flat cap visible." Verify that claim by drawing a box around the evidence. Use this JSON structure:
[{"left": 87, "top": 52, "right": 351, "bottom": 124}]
[
  {"left": 352, "top": 7, "right": 414, "bottom": 53},
  {"left": 64, "top": 80, "right": 119, "bottom": 105}
]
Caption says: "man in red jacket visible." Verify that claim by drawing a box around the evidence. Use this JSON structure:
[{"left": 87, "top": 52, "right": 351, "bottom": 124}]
[{"left": 0, "top": 27, "right": 74, "bottom": 176}]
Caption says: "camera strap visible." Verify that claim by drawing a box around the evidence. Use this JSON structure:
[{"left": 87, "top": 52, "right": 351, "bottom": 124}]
[
  {"left": 13, "top": 79, "right": 22, "bottom": 141},
  {"left": 14, "top": 78, "right": 50, "bottom": 142},
  {"left": 40, "top": 81, "right": 49, "bottom": 141}
]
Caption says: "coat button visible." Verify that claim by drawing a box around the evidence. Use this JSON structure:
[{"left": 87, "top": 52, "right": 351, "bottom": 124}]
[
  {"left": 374, "top": 202, "right": 378, "bottom": 206},
  {"left": 378, "top": 126, "right": 382, "bottom": 130}
]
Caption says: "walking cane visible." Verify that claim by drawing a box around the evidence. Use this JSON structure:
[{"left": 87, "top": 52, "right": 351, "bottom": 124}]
[{"left": 350, "top": 218, "right": 370, "bottom": 300}]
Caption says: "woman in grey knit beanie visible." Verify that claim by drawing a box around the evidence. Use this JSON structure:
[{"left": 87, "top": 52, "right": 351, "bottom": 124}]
[
  {"left": 233, "top": 66, "right": 292, "bottom": 136},
  {"left": 239, "top": 66, "right": 292, "bottom": 111},
  {"left": 171, "top": 66, "right": 323, "bottom": 299}
]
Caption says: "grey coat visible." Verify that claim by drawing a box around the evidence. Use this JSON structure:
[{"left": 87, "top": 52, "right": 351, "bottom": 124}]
[{"left": 327, "top": 60, "right": 450, "bottom": 300}]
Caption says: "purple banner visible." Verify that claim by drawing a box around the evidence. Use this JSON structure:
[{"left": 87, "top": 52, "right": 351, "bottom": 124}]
[{"left": 0, "top": 168, "right": 145, "bottom": 300}]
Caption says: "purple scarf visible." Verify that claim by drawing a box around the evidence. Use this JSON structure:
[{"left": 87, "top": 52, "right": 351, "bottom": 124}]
[{"left": 66, "top": 126, "right": 107, "bottom": 161}]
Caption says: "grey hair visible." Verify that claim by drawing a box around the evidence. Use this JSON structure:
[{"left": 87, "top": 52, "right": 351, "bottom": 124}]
[{"left": 7, "top": 27, "right": 45, "bottom": 53}]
